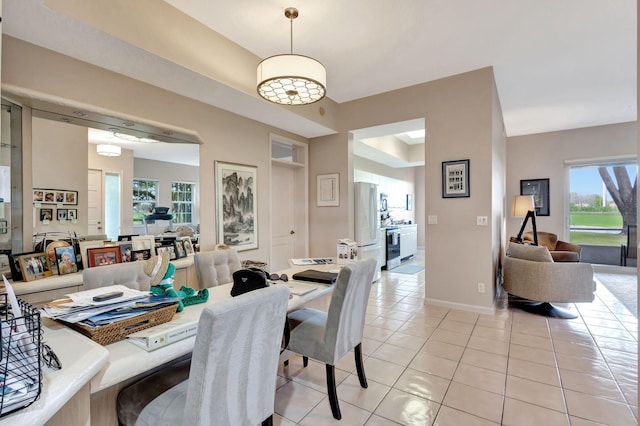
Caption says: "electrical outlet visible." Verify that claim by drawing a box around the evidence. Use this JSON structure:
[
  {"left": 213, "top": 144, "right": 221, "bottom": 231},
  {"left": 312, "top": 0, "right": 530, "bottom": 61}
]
[
  {"left": 477, "top": 283, "right": 485, "bottom": 293},
  {"left": 476, "top": 216, "right": 488, "bottom": 226}
]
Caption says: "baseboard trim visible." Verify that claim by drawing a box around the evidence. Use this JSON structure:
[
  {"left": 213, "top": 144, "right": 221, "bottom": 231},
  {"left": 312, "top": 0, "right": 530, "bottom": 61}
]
[{"left": 424, "top": 298, "right": 496, "bottom": 316}]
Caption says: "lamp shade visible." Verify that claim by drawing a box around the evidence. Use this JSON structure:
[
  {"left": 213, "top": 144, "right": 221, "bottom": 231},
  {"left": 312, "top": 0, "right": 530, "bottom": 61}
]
[
  {"left": 96, "top": 144, "right": 121, "bottom": 157},
  {"left": 257, "top": 54, "right": 326, "bottom": 105},
  {"left": 512, "top": 195, "right": 535, "bottom": 217}
]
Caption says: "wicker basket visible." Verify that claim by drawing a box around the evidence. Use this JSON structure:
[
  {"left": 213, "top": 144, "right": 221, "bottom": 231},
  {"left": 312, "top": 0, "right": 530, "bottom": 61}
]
[{"left": 62, "top": 304, "right": 177, "bottom": 346}]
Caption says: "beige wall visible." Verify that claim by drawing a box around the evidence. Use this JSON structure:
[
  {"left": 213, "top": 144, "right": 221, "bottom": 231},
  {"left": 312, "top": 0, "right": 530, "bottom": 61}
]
[
  {"left": 3, "top": 36, "right": 308, "bottom": 262},
  {"left": 311, "top": 67, "right": 503, "bottom": 313},
  {"left": 506, "top": 122, "right": 637, "bottom": 241},
  {"left": 32, "top": 117, "right": 89, "bottom": 236}
]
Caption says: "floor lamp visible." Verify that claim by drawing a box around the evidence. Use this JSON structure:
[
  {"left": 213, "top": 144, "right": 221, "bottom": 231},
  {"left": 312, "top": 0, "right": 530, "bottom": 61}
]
[{"left": 512, "top": 195, "right": 538, "bottom": 245}]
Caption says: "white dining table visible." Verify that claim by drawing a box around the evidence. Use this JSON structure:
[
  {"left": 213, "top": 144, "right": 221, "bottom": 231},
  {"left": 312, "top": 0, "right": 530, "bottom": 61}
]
[{"left": 5, "top": 262, "right": 340, "bottom": 426}]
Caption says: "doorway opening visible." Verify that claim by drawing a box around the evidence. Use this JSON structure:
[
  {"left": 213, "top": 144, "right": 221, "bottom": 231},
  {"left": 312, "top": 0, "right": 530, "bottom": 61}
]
[{"left": 105, "top": 172, "right": 122, "bottom": 241}]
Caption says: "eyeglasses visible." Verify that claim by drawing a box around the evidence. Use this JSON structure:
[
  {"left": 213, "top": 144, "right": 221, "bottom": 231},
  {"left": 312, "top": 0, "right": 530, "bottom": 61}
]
[
  {"left": 269, "top": 273, "right": 288, "bottom": 282},
  {"left": 42, "top": 343, "right": 62, "bottom": 370}
]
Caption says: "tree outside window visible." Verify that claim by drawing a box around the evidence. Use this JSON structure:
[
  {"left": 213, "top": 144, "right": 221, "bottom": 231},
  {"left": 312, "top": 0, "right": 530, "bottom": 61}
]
[
  {"left": 172, "top": 181, "right": 195, "bottom": 224},
  {"left": 133, "top": 179, "right": 158, "bottom": 225}
]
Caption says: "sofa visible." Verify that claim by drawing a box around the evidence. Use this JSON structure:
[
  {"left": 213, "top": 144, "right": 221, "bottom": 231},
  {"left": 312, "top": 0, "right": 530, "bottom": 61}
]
[
  {"left": 502, "top": 242, "right": 595, "bottom": 318},
  {"left": 523, "top": 231, "right": 581, "bottom": 262}
]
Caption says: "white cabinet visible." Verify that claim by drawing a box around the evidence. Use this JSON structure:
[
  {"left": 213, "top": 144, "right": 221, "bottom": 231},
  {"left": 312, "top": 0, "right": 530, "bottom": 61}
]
[{"left": 399, "top": 224, "right": 418, "bottom": 260}]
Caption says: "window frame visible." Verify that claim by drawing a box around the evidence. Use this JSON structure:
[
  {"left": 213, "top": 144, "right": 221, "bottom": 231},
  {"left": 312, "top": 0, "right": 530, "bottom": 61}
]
[
  {"left": 132, "top": 178, "right": 159, "bottom": 225},
  {"left": 171, "top": 181, "right": 196, "bottom": 225}
]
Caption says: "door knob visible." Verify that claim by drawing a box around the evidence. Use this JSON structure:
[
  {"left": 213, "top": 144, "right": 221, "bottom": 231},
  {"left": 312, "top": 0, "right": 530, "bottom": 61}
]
[{"left": 290, "top": 230, "right": 295, "bottom": 235}]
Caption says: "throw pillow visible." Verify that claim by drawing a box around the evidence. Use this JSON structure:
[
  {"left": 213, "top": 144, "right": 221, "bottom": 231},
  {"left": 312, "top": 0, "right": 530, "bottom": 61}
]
[{"left": 507, "top": 242, "right": 554, "bottom": 262}]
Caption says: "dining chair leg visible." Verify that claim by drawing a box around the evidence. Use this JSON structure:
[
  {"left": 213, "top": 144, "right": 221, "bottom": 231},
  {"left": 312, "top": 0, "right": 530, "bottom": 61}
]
[
  {"left": 354, "top": 343, "right": 368, "bottom": 388},
  {"left": 303, "top": 356, "right": 309, "bottom": 367},
  {"left": 325, "top": 364, "right": 342, "bottom": 420},
  {"left": 262, "top": 414, "right": 273, "bottom": 426}
]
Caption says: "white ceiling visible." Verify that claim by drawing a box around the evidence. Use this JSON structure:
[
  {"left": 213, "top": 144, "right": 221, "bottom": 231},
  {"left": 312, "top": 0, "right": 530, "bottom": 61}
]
[{"left": 2, "top": 1, "right": 637, "bottom": 167}]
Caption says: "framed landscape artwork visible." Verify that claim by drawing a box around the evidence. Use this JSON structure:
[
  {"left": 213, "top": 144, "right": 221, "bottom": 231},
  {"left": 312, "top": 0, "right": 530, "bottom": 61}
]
[
  {"left": 520, "top": 178, "right": 550, "bottom": 216},
  {"left": 215, "top": 161, "right": 258, "bottom": 251}
]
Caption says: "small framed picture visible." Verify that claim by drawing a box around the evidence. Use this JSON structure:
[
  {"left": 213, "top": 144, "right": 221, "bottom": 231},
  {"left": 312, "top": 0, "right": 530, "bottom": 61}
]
[
  {"left": 118, "top": 242, "right": 133, "bottom": 262},
  {"left": 181, "top": 237, "right": 195, "bottom": 256},
  {"left": 40, "top": 208, "right": 53, "bottom": 222},
  {"left": 18, "top": 252, "right": 52, "bottom": 281},
  {"left": 33, "top": 190, "right": 44, "bottom": 203},
  {"left": 520, "top": 178, "right": 550, "bottom": 216},
  {"left": 44, "top": 191, "right": 55, "bottom": 203},
  {"left": 55, "top": 246, "right": 78, "bottom": 275},
  {"left": 87, "top": 246, "right": 122, "bottom": 267},
  {"left": 442, "top": 159, "right": 470, "bottom": 198},
  {"left": 57, "top": 209, "right": 68, "bottom": 221},
  {"left": 117, "top": 234, "right": 139, "bottom": 242},
  {"left": 174, "top": 239, "right": 187, "bottom": 259},
  {"left": 156, "top": 246, "right": 171, "bottom": 258},
  {"left": 64, "top": 191, "right": 78, "bottom": 205},
  {"left": 131, "top": 248, "right": 151, "bottom": 262},
  {"left": 78, "top": 240, "right": 105, "bottom": 270},
  {"left": 67, "top": 209, "right": 77, "bottom": 221},
  {"left": 132, "top": 235, "right": 157, "bottom": 251},
  {"left": 10, "top": 251, "right": 37, "bottom": 281},
  {"left": 317, "top": 173, "right": 340, "bottom": 207}
]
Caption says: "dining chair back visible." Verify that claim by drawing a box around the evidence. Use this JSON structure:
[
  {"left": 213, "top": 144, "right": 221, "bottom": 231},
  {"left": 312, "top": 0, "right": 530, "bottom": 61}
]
[
  {"left": 194, "top": 246, "right": 242, "bottom": 288},
  {"left": 117, "top": 285, "right": 290, "bottom": 426},
  {"left": 286, "top": 258, "right": 377, "bottom": 420}
]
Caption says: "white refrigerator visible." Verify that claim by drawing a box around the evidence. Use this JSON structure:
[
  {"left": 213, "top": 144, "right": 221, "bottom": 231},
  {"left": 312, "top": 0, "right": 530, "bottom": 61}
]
[{"left": 354, "top": 182, "right": 382, "bottom": 281}]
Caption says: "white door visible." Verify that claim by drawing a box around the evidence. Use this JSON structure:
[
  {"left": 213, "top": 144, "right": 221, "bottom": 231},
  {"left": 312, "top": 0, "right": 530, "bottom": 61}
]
[
  {"left": 271, "top": 164, "right": 295, "bottom": 271},
  {"left": 88, "top": 169, "right": 103, "bottom": 235}
]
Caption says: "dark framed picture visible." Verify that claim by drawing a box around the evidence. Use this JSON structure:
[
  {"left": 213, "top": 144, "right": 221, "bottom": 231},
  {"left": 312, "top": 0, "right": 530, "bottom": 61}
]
[
  {"left": 215, "top": 161, "right": 258, "bottom": 251},
  {"left": 406, "top": 194, "right": 413, "bottom": 211},
  {"left": 9, "top": 251, "right": 37, "bottom": 281},
  {"left": 57, "top": 209, "right": 68, "bottom": 221},
  {"left": 118, "top": 242, "right": 133, "bottom": 262},
  {"left": 155, "top": 245, "right": 172, "bottom": 259},
  {"left": 520, "top": 178, "right": 550, "bottom": 216},
  {"left": 40, "top": 208, "right": 53, "bottom": 222},
  {"left": 67, "top": 209, "right": 77, "bottom": 221},
  {"left": 442, "top": 159, "right": 470, "bottom": 198},
  {"left": 18, "top": 252, "right": 52, "bottom": 281},
  {"left": 55, "top": 246, "right": 78, "bottom": 275},
  {"left": 87, "top": 246, "right": 122, "bottom": 267},
  {"left": 174, "top": 239, "right": 187, "bottom": 259},
  {"left": 131, "top": 249, "right": 151, "bottom": 262}
]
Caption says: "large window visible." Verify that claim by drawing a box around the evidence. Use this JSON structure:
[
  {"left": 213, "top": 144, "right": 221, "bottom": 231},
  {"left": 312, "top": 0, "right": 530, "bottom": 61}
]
[
  {"left": 172, "top": 181, "right": 195, "bottom": 224},
  {"left": 569, "top": 161, "right": 637, "bottom": 246},
  {"left": 133, "top": 179, "right": 158, "bottom": 225}
]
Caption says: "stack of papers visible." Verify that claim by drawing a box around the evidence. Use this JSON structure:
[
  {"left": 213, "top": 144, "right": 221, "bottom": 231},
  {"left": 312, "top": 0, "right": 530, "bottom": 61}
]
[
  {"left": 42, "top": 285, "right": 181, "bottom": 327},
  {"left": 290, "top": 258, "right": 334, "bottom": 265}
]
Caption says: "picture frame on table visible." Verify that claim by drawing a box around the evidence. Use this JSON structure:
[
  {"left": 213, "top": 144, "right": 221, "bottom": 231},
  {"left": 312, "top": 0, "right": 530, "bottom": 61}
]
[
  {"left": 117, "top": 234, "right": 139, "bottom": 242},
  {"left": 174, "top": 239, "right": 187, "bottom": 259},
  {"left": 118, "top": 241, "right": 133, "bottom": 262},
  {"left": 215, "top": 161, "right": 258, "bottom": 251},
  {"left": 131, "top": 249, "right": 151, "bottom": 262},
  {"left": 18, "top": 252, "right": 52, "bottom": 282},
  {"left": 132, "top": 235, "right": 157, "bottom": 251},
  {"left": 317, "top": 173, "right": 340, "bottom": 207},
  {"left": 9, "top": 251, "right": 37, "bottom": 281},
  {"left": 87, "top": 246, "right": 122, "bottom": 267},
  {"left": 78, "top": 240, "right": 105, "bottom": 271},
  {"left": 442, "top": 159, "right": 470, "bottom": 198},
  {"left": 55, "top": 246, "right": 78, "bottom": 275},
  {"left": 180, "top": 237, "right": 195, "bottom": 256},
  {"left": 520, "top": 178, "right": 550, "bottom": 216}
]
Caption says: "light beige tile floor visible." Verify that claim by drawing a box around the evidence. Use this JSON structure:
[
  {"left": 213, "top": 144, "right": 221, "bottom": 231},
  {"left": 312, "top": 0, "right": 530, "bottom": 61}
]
[{"left": 274, "top": 257, "right": 638, "bottom": 425}]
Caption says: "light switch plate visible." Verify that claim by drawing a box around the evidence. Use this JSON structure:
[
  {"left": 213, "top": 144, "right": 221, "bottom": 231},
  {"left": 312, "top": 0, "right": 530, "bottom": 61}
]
[
  {"left": 427, "top": 215, "right": 438, "bottom": 225},
  {"left": 476, "top": 216, "right": 488, "bottom": 226}
]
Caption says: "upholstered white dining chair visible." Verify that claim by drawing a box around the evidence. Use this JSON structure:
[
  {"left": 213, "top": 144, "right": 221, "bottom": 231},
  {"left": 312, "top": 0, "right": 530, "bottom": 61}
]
[
  {"left": 116, "top": 285, "right": 290, "bottom": 426},
  {"left": 286, "top": 258, "right": 377, "bottom": 420},
  {"left": 193, "top": 245, "right": 242, "bottom": 288}
]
